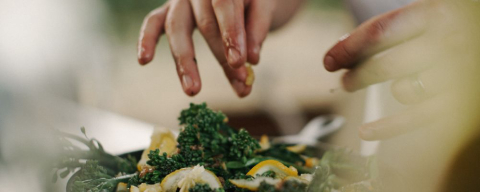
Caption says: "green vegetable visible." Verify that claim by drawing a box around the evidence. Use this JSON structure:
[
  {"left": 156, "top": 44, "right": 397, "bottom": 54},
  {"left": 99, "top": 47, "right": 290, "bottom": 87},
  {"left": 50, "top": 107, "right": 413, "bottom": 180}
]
[
  {"left": 228, "top": 129, "right": 260, "bottom": 162},
  {"left": 280, "top": 180, "right": 308, "bottom": 192},
  {"left": 57, "top": 103, "right": 376, "bottom": 192},
  {"left": 258, "top": 170, "right": 277, "bottom": 178},
  {"left": 189, "top": 183, "right": 225, "bottom": 192},
  {"left": 131, "top": 103, "right": 262, "bottom": 188},
  {"left": 258, "top": 144, "right": 305, "bottom": 166},
  {"left": 257, "top": 181, "right": 277, "bottom": 192},
  {"left": 306, "top": 166, "right": 336, "bottom": 192},
  {"left": 52, "top": 128, "right": 137, "bottom": 182},
  {"left": 257, "top": 180, "right": 308, "bottom": 192},
  {"left": 69, "top": 160, "right": 135, "bottom": 192}
]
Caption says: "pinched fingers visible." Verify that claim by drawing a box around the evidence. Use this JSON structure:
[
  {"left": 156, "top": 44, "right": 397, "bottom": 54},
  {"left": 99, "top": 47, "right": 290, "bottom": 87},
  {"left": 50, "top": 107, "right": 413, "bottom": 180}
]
[
  {"left": 165, "top": 0, "right": 201, "bottom": 96},
  {"left": 324, "top": 1, "right": 427, "bottom": 72},
  {"left": 223, "top": 63, "right": 254, "bottom": 97},
  {"left": 212, "top": 0, "right": 247, "bottom": 68},
  {"left": 138, "top": 3, "right": 170, "bottom": 65}
]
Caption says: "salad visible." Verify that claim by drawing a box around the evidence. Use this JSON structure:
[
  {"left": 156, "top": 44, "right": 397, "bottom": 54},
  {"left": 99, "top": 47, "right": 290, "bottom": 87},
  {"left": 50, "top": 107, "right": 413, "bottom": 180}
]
[{"left": 53, "top": 103, "right": 379, "bottom": 192}]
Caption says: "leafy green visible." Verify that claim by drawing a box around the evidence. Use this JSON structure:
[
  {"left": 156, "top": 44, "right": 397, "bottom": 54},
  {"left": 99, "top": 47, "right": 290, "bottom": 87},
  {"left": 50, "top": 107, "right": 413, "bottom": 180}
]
[
  {"left": 281, "top": 180, "right": 308, "bottom": 192},
  {"left": 189, "top": 183, "right": 225, "bottom": 192},
  {"left": 257, "top": 180, "right": 308, "bottom": 192},
  {"left": 228, "top": 129, "right": 260, "bottom": 162},
  {"left": 258, "top": 144, "right": 305, "bottom": 166},
  {"left": 257, "top": 181, "right": 277, "bottom": 192},
  {"left": 69, "top": 160, "right": 135, "bottom": 192},
  {"left": 306, "top": 166, "right": 336, "bottom": 192},
  {"left": 58, "top": 103, "right": 376, "bottom": 192},
  {"left": 52, "top": 128, "right": 137, "bottom": 182},
  {"left": 258, "top": 170, "right": 277, "bottom": 178},
  {"left": 306, "top": 149, "right": 378, "bottom": 192}
]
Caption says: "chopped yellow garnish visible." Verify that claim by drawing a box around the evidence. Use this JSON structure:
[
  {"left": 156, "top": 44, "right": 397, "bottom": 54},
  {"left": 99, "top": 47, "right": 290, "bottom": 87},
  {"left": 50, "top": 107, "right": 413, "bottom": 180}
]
[
  {"left": 137, "top": 127, "right": 177, "bottom": 171},
  {"left": 305, "top": 157, "right": 319, "bottom": 168},
  {"left": 259, "top": 135, "right": 270, "bottom": 151},
  {"left": 246, "top": 160, "right": 298, "bottom": 178},
  {"left": 130, "top": 183, "right": 162, "bottom": 192},
  {"left": 161, "top": 165, "right": 222, "bottom": 192},
  {"left": 245, "top": 64, "right": 255, "bottom": 86},
  {"left": 286, "top": 144, "right": 307, "bottom": 153},
  {"left": 116, "top": 182, "right": 128, "bottom": 192},
  {"left": 130, "top": 186, "right": 139, "bottom": 192}
]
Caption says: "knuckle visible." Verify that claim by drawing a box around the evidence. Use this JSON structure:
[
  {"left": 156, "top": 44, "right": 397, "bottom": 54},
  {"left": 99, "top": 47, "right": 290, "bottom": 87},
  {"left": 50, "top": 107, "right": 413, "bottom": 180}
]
[
  {"left": 221, "top": 27, "right": 237, "bottom": 38},
  {"left": 197, "top": 17, "right": 218, "bottom": 34},
  {"left": 174, "top": 53, "right": 194, "bottom": 63},
  {"left": 221, "top": 29, "right": 238, "bottom": 46},
  {"left": 339, "top": 43, "right": 356, "bottom": 61},
  {"left": 368, "top": 19, "right": 388, "bottom": 39},
  {"left": 212, "top": 0, "right": 226, "bottom": 9},
  {"left": 164, "top": 17, "right": 177, "bottom": 34},
  {"left": 391, "top": 78, "right": 420, "bottom": 105}
]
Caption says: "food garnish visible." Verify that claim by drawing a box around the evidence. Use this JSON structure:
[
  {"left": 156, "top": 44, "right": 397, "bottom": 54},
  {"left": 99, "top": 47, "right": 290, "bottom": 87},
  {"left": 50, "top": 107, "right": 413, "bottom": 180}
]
[
  {"left": 54, "top": 103, "right": 378, "bottom": 192},
  {"left": 137, "top": 127, "right": 177, "bottom": 171},
  {"left": 246, "top": 160, "right": 298, "bottom": 178},
  {"left": 161, "top": 165, "right": 222, "bottom": 192}
]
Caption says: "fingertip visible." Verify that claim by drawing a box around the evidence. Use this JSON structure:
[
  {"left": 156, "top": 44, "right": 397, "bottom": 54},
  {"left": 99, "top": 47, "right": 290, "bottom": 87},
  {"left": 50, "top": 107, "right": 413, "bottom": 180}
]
[
  {"left": 182, "top": 77, "right": 202, "bottom": 97},
  {"left": 247, "top": 45, "right": 260, "bottom": 65},
  {"left": 138, "top": 56, "right": 152, "bottom": 65},
  {"left": 239, "top": 85, "right": 252, "bottom": 98},
  {"left": 231, "top": 79, "right": 252, "bottom": 98},
  {"left": 184, "top": 87, "right": 201, "bottom": 97},
  {"left": 137, "top": 44, "right": 154, "bottom": 65},
  {"left": 324, "top": 55, "right": 338, "bottom": 72}
]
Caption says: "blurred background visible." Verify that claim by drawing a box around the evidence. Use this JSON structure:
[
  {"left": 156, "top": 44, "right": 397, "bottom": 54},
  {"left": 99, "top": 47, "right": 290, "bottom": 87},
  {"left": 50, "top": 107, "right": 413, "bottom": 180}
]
[{"left": 0, "top": 0, "right": 367, "bottom": 191}]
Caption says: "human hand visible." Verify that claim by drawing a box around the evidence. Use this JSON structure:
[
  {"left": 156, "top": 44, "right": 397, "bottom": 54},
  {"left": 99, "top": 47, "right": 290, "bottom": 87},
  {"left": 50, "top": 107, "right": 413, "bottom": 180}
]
[
  {"left": 136, "top": 0, "right": 277, "bottom": 97},
  {"left": 324, "top": 0, "right": 480, "bottom": 140}
]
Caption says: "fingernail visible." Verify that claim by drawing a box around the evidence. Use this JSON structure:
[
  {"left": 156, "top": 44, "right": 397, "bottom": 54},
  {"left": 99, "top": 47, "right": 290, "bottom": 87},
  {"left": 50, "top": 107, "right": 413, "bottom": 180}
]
[
  {"left": 182, "top": 74, "right": 193, "bottom": 90},
  {"left": 138, "top": 47, "right": 145, "bottom": 64},
  {"left": 252, "top": 45, "right": 260, "bottom": 55},
  {"left": 232, "top": 80, "right": 246, "bottom": 96},
  {"left": 324, "top": 55, "right": 336, "bottom": 71},
  {"left": 228, "top": 48, "right": 241, "bottom": 65}
]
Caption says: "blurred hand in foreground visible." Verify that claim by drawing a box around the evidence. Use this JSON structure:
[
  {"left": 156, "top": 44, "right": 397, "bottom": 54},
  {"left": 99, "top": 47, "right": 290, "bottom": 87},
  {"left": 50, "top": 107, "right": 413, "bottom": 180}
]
[
  {"left": 137, "top": 0, "right": 303, "bottom": 97},
  {"left": 324, "top": 0, "right": 480, "bottom": 141}
]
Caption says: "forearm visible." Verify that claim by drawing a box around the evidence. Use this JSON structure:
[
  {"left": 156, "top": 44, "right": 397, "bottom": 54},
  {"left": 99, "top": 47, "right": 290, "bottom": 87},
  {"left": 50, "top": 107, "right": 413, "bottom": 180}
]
[{"left": 270, "top": 0, "right": 305, "bottom": 31}]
